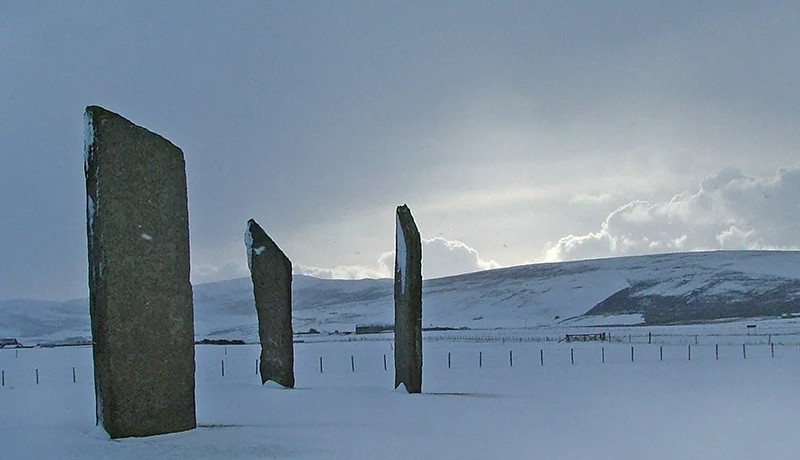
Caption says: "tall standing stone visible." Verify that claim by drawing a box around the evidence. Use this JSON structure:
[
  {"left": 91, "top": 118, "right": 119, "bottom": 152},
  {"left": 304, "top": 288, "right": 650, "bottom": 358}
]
[
  {"left": 84, "top": 106, "right": 196, "bottom": 438},
  {"left": 394, "top": 204, "right": 422, "bottom": 393},
  {"left": 245, "top": 219, "right": 294, "bottom": 388}
]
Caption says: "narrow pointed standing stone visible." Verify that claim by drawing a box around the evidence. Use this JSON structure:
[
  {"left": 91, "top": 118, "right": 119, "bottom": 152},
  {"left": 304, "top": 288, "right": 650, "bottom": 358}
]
[
  {"left": 84, "top": 106, "right": 196, "bottom": 438},
  {"left": 394, "top": 204, "right": 422, "bottom": 393},
  {"left": 246, "top": 219, "right": 294, "bottom": 388}
]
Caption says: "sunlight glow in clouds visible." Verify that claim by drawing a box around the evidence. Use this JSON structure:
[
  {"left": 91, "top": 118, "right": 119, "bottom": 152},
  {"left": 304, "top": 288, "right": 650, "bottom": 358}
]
[
  {"left": 545, "top": 167, "right": 800, "bottom": 262},
  {"left": 193, "top": 166, "right": 800, "bottom": 286},
  {"left": 296, "top": 237, "right": 500, "bottom": 281}
]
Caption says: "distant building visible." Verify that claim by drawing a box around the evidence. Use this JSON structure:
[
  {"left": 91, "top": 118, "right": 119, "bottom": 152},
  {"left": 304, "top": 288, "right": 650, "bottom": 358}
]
[
  {"left": 0, "top": 338, "right": 22, "bottom": 348},
  {"left": 319, "top": 323, "right": 356, "bottom": 335},
  {"left": 356, "top": 324, "right": 394, "bottom": 335}
]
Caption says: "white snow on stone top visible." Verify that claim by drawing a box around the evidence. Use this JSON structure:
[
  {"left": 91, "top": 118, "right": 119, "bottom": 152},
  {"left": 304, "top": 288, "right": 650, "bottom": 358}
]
[
  {"left": 86, "top": 195, "right": 101, "bottom": 278},
  {"left": 86, "top": 196, "right": 95, "bottom": 232},
  {"left": 396, "top": 215, "right": 406, "bottom": 294},
  {"left": 244, "top": 226, "right": 254, "bottom": 271},
  {"left": 140, "top": 233, "right": 153, "bottom": 241},
  {"left": 83, "top": 110, "right": 94, "bottom": 172},
  {"left": 254, "top": 246, "right": 266, "bottom": 256}
]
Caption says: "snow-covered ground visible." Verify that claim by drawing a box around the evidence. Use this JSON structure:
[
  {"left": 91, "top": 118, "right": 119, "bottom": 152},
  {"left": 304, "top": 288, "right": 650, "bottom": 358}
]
[
  {"left": 2, "top": 251, "right": 800, "bottom": 457},
  {"left": 2, "top": 328, "right": 800, "bottom": 459}
]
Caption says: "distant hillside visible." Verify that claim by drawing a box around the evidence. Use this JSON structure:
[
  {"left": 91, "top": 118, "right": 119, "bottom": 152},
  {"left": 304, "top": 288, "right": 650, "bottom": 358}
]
[
  {"left": 582, "top": 251, "right": 800, "bottom": 324},
  {"left": 1, "top": 250, "right": 799, "bottom": 343}
]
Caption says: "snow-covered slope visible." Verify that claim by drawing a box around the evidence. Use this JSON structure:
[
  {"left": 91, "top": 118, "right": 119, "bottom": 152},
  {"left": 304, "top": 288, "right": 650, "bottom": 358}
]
[
  {"left": 2, "top": 250, "right": 799, "bottom": 343},
  {"left": 0, "top": 298, "right": 89, "bottom": 343},
  {"left": 193, "top": 265, "right": 630, "bottom": 339},
  {"left": 584, "top": 251, "right": 800, "bottom": 323}
]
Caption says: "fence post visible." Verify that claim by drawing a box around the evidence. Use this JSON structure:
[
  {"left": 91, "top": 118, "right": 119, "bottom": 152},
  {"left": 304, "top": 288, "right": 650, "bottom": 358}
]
[
  {"left": 73, "top": 367, "right": 77, "bottom": 383},
  {"left": 602, "top": 347, "right": 605, "bottom": 363},
  {"left": 319, "top": 356, "right": 324, "bottom": 373},
  {"left": 448, "top": 352, "right": 451, "bottom": 369},
  {"left": 1, "top": 370, "right": 4, "bottom": 386},
  {"left": 771, "top": 343, "right": 775, "bottom": 358},
  {"left": 648, "top": 332, "right": 652, "bottom": 344},
  {"left": 743, "top": 344, "right": 747, "bottom": 359},
  {"left": 715, "top": 344, "right": 719, "bottom": 360},
  {"left": 255, "top": 359, "right": 259, "bottom": 375},
  {"left": 351, "top": 355, "right": 355, "bottom": 372},
  {"left": 660, "top": 345, "right": 663, "bottom": 361},
  {"left": 570, "top": 348, "right": 574, "bottom": 365},
  {"left": 479, "top": 351, "right": 483, "bottom": 368},
  {"left": 688, "top": 345, "right": 691, "bottom": 361},
  {"left": 221, "top": 360, "right": 225, "bottom": 377},
  {"left": 540, "top": 349, "right": 544, "bottom": 366},
  {"left": 695, "top": 335, "right": 698, "bottom": 345},
  {"left": 631, "top": 346, "right": 634, "bottom": 362},
  {"left": 384, "top": 354, "right": 387, "bottom": 371},
  {"left": 36, "top": 369, "right": 39, "bottom": 384},
  {"left": 509, "top": 350, "right": 513, "bottom": 367}
]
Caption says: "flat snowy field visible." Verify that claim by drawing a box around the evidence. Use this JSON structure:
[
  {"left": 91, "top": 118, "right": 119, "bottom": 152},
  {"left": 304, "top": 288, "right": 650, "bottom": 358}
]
[{"left": 2, "top": 329, "right": 800, "bottom": 459}]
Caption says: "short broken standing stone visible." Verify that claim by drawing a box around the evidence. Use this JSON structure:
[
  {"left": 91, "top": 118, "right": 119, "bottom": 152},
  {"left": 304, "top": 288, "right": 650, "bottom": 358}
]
[
  {"left": 394, "top": 204, "right": 422, "bottom": 393},
  {"left": 84, "top": 105, "right": 196, "bottom": 438},
  {"left": 246, "top": 219, "right": 295, "bottom": 388}
]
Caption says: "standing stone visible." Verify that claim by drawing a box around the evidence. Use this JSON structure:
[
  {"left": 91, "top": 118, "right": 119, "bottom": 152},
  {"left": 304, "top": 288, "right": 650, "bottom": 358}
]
[
  {"left": 245, "top": 219, "right": 294, "bottom": 388},
  {"left": 394, "top": 204, "right": 422, "bottom": 393},
  {"left": 84, "top": 106, "right": 196, "bottom": 438}
]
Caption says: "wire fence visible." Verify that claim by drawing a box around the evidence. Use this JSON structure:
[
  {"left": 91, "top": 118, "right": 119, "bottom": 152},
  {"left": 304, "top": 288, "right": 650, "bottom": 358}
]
[
  {"left": 3, "top": 339, "right": 798, "bottom": 388},
  {"left": 607, "top": 331, "right": 800, "bottom": 346},
  {"left": 307, "top": 330, "right": 800, "bottom": 346}
]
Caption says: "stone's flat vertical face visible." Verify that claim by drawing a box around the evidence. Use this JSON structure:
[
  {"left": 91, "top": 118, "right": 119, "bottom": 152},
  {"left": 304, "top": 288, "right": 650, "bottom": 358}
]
[
  {"left": 246, "top": 219, "right": 295, "bottom": 388},
  {"left": 394, "top": 204, "right": 422, "bottom": 394},
  {"left": 84, "top": 106, "right": 196, "bottom": 438}
]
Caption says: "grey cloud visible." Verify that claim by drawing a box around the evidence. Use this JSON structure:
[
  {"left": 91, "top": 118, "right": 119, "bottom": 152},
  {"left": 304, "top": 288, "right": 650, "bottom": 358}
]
[
  {"left": 569, "top": 193, "right": 617, "bottom": 206},
  {"left": 294, "top": 264, "right": 388, "bottom": 281},
  {"left": 191, "top": 262, "right": 250, "bottom": 286},
  {"left": 3, "top": 3, "right": 800, "bottom": 300},
  {"left": 417, "top": 237, "right": 501, "bottom": 279},
  {"left": 293, "top": 237, "right": 499, "bottom": 282},
  {"left": 545, "top": 167, "right": 800, "bottom": 261}
]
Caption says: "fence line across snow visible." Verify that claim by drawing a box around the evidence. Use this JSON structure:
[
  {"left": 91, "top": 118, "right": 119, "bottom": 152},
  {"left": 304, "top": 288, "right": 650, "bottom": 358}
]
[{"left": 3, "top": 342, "right": 799, "bottom": 388}]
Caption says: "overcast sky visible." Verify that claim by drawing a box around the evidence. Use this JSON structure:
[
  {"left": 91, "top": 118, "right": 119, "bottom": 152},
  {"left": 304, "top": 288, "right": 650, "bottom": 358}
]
[{"left": 2, "top": 2, "right": 799, "bottom": 301}]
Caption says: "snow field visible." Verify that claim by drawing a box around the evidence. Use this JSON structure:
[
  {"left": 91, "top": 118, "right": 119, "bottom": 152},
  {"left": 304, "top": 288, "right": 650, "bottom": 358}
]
[{"left": 2, "top": 335, "right": 800, "bottom": 459}]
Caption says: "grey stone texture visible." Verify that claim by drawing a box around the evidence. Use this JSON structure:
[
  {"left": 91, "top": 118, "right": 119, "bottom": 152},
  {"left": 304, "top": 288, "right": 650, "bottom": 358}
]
[
  {"left": 394, "top": 204, "right": 423, "bottom": 393},
  {"left": 246, "top": 219, "right": 295, "bottom": 388},
  {"left": 84, "top": 106, "right": 196, "bottom": 438}
]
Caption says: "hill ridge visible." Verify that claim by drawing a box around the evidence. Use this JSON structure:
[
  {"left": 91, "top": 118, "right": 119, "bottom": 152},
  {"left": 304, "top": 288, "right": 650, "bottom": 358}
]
[{"left": 1, "top": 250, "right": 799, "bottom": 343}]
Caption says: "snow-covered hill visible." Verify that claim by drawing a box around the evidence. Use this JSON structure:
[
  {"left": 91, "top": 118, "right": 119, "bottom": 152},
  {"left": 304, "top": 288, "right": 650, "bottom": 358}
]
[{"left": 2, "top": 250, "right": 799, "bottom": 344}]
